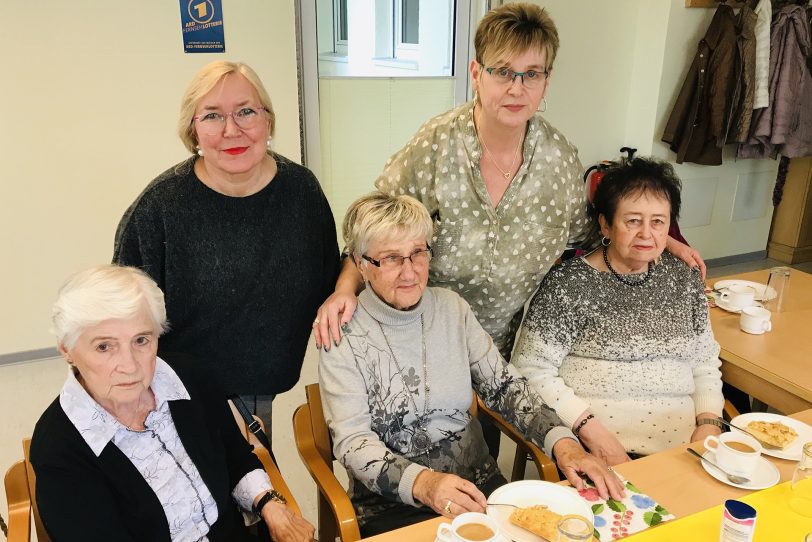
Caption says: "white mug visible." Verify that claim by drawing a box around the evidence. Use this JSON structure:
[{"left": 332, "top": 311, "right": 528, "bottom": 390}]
[
  {"left": 720, "top": 285, "right": 756, "bottom": 310},
  {"left": 436, "top": 512, "right": 500, "bottom": 542},
  {"left": 740, "top": 306, "right": 772, "bottom": 335},
  {"left": 703, "top": 432, "right": 762, "bottom": 477}
]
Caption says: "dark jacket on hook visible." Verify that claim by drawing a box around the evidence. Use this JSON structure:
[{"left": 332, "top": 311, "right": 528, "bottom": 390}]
[{"left": 662, "top": 4, "right": 739, "bottom": 165}]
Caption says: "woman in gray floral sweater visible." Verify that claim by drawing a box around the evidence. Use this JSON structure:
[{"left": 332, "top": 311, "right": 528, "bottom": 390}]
[{"left": 319, "top": 192, "right": 624, "bottom": 536}]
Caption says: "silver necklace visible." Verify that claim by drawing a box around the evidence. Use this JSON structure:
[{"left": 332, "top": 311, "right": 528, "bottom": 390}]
[
  {"left": 475, "top": 111, "right": 523, "bottom": 180},
  {"left": 377, "top": 315, "right": 432, "bottom": 454}
]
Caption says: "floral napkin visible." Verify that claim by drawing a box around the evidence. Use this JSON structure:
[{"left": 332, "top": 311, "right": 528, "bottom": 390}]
[{"left": 577, "top": 479, "right": 675, "bottom": 540}]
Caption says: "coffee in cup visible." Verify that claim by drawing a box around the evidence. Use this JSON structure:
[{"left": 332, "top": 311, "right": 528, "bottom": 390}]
[
  {"left": 703, "top": 432, "right": 762, "bottom": 478},
  {"left": 436, "top": 512, "right": 500, "bottom": 542},
  {"left": 740, "top": 306, "right": 772, "bottom": 335},
  {"left": 720, "top": 285, "right": 756, "bottom": 310}
]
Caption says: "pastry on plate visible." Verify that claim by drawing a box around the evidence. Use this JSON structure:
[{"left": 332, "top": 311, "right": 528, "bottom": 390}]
[
  {"left": 509, "top": 505, "right": 561, "bottom": 541},
  {"left": 746, "top": 420, "right": 798, "bottom": 449}
]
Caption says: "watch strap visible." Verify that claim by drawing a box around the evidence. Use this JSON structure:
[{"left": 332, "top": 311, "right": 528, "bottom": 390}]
[
  {"left": 253, "top": 490, "right": 286, "bottom": 516},
  {"left": 697, "top": 418, "right": 725, "bottom": 429}
]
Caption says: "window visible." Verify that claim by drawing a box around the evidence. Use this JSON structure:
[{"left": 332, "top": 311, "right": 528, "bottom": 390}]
[{"left": 334, "top": 0, "right": 348, "bottom": 55}]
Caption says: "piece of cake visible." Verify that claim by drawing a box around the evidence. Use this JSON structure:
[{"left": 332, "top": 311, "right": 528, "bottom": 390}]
[
  {"left": 746, "top": 420, "right": 798, "bottom": 449},
  {"left": 509, "top": 505, "right": 561, "bottom": 541}
]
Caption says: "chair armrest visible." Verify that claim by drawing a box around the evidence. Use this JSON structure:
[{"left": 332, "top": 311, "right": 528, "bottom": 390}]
[
  {"left": 476, "top": 397, "right": 560, "bottom": 482},
  {"left": 293, "top": 405, "right": 361, "bottom": 542},
  {"left": 723, "top": 399, "right": 740, "bottom": 421},
  {"left": 252, "top": 446, "right": 301, "bottom": 517},
  {"left": 5, "top": 460, "right": 32, "bottom": 542}
]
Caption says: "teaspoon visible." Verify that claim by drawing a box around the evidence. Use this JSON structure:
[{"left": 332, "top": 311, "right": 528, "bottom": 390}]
[{"left": 687, "top": 448, "right": 750, "bottom": 485}]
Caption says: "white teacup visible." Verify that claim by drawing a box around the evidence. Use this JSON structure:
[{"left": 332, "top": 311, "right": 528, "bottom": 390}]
[
  {"left": 720, "top": 285, "right": 756, "bottom": 310},
  {"left": 740, "top": 306, "right": 772, "bottom": 335},
  {"left": 436, "top": 512, "right": 500, "bottom": 542},
  {"left": 703, "top": 432, "right": 762, "bottom": 477}
]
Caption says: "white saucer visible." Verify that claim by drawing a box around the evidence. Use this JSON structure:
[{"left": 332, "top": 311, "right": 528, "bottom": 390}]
[
  {"left": 731, "top": 413, "right": 812, "bottom": 461},
  {"left": 714, "top": 296, "right": 763, "bottom": 314},
  {"left": 701, "top": 451, "right": 780, "bottom": 490},
  {"left": 714, "top": 280, "right": 776, "bottom": 301},
  {"left": 434, "top": 535, "right": 509, "bottom": 542}
]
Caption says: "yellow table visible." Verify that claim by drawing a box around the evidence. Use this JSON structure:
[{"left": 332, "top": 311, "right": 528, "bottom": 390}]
[{"left": 709, "top": 269, "right": 812, "bottom": 414}]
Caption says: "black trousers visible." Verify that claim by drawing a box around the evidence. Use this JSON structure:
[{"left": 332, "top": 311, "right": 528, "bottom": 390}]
[{"left": 359, "top": 473, "right": 508, "bottom": 538}]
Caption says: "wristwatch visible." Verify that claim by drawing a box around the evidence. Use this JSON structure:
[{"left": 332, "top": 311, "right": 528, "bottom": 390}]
[
  {"left": 253, "top": 489, "right": 287, "bottom": 516},
  {"left": 697, "top": 418, "right": 725, "bottom": 429}
]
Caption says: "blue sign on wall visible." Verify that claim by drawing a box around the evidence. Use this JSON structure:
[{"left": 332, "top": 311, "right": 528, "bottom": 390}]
[{"left": 180, "top": 0, "right": 225, "bottom": 53}]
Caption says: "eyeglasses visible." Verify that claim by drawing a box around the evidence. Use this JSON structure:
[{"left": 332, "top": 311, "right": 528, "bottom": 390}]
[
  {"left": 193, "top": 106, "right": 268, "bottom": 136},
  {"left": 484, "top": 65, "right": 550, "bottom": 88},
  {"left": 362, "top": 247, "right": 432, "bottom": 270}
]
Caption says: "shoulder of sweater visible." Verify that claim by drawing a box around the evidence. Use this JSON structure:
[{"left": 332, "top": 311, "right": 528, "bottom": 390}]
[
  {"left": 426, "top": 286, "right": 469, "bottom": 311},
  {"left": 30, "top": 396, "right": 91, "bottom": 465},
  {"left": 124, "top": 157, "right": 197, "bottom": 212},
  {"left": 531, "top": 113, "right": 579, "bottom": 156},
  {"left": 273, "top": 153, "right": 328, "bottom": 194}
]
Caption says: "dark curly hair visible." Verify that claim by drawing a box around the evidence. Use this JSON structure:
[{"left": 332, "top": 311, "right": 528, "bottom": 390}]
[{"left": 588, "top": 157, "right": 682, "bottom": 230}]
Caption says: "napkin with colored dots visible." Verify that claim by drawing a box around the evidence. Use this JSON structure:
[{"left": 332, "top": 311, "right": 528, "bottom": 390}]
[{"left": 577, "top": 479, "right": 675, "bottom": 540}]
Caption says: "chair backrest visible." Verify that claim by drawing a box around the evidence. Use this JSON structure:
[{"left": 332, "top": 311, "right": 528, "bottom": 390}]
[
  {"left": 4, "top": 460, "right": 31, "bottom": 542},
  {"left": 294, "top": 383, "right": 360, "bottom": 542},
  {"left": 22, "top": 439, "right": 50, "bottom": 542}
]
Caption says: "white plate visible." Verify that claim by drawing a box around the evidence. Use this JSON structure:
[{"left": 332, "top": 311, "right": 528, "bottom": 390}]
[
  {"left": 701, "top": 451, "right": 780, "bottom": 490},
  {"left": 486, "top": 481, "right": 593, "bottom": 542},
  {"left": 714, "top": 297, "right": 763, "bottom": 314},
  {"left": 714, "top": 280, "right": 776, "bottom": 301},
  {"left": 731, "top": 413, "right": 812, "bottom": 461}
]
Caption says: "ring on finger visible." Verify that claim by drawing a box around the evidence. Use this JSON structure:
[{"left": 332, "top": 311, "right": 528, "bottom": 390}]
[
  {"left": 443, "top": 500, "right": 453, "bottom": 514},
  {"left": 312, "top": 318, "right": 321, "bottom": 327}
]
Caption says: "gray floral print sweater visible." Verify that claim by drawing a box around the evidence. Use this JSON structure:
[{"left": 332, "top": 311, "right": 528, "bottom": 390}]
[{"left": 319, "top": 287, "right": 574, "bottom": 525}]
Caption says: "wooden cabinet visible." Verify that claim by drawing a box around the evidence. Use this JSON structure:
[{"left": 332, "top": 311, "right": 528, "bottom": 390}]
[{"left": 768, "top": 156, "right": 812, "bottom": 263}]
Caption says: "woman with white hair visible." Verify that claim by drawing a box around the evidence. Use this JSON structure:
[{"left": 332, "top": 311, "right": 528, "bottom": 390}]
[
  {"left": 113, "top": 60, "right": 339, "bottom": 440},
  {"left": 30, "top": 265, "right": 315, "bottom": 542},
  {"left": 319, "top": 192, "right": 624, "bottom": 537}
]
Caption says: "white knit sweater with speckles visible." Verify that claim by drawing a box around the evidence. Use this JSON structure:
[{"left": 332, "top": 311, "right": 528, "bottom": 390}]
[{"left": 512, "top": 252, "right": 723, "bottom": 456}]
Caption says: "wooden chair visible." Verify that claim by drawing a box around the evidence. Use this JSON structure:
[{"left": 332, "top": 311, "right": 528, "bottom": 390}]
[{"left": 293, "top": 383, "right": 559, "bottom": 542}]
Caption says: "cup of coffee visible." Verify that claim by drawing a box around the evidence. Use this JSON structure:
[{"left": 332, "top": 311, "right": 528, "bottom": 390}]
[
  {"left": 720, "top": 285, "right": 756, "bottom": 310},
  {"left": 740, "top": 306, "right": 772, "bottom": 335},
  {"left": 703, "top": 432, "right": 762, "bottom": 478},
  {"left": 436, "top": 512, "right": 500, "bottom": 542}
]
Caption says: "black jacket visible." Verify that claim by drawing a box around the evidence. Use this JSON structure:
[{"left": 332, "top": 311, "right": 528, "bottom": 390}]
[{"left": 30, "top": 353, "right": 267, "bottom": 542}]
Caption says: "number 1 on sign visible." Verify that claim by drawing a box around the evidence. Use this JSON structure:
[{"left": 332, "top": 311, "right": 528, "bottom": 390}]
[{"left": 193, "top": 2, "right": 207, "bottom": 18}]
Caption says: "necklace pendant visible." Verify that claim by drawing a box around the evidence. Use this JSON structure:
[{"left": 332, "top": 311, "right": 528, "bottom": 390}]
[
  {"left": 412, "top": 426, "right": 432, "bottom": 453},
  {"left": 503, "top": 172, "right": 511, "bottom": 180}
]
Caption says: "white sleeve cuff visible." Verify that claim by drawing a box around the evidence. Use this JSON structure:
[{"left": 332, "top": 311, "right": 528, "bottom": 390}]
[
  {"left": 398, "top": 463, "right": 429, "bottom": 507},
  {"left": 232, "top": 468, "right": 273, "bottom": 525},
  {"left": 543, "top": 426, "right": 578, "bottom": 458}
]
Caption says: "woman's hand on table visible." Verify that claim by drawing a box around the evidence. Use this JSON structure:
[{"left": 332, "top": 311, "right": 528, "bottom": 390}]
[
  {"left": 314, "top": 290, "right": 357, "bottom": 351},
  {"left": 553, "top": 438, "right": 626, "bottom": 501},
  {"left": 690, "top": 414, "right": 723, "bottom": 442},
  {"left": 412, "top": 469, "right": 487, "bottom": 518},
  {"left": 262, "top": 501, "right": 316, "bottom": 542},
  {"left": 665, "top": 237, "right": 706, "bottom": 280},
  {"left": 576, "top": 417, "right": 632, "bottom": 467}
]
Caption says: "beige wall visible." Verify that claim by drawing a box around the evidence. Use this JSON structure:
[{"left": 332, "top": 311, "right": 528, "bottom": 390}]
[{"left": 0, "top": 1, "right": 301, "bottom": 355}]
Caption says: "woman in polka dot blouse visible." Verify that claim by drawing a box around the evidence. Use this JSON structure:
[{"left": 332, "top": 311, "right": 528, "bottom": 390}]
[{"left": 512, "top": 157, "right": 724, "bottom": 464}]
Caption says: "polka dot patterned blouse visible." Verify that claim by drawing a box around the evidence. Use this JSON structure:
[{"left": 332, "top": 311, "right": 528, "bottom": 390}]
[{"left": 375, "top": 100, "right": 591, "bottom": 358}]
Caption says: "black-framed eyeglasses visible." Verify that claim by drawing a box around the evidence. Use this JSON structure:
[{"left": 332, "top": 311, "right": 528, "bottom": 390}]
[
  {"left": 484, "top": 65, "right": 550, "bottom": 88},
  {"left": 193, "top": 106, "right": 268, "bottom": 136},
  {"left": 362, "top": 247, "right": 433, "bottom": 270}
]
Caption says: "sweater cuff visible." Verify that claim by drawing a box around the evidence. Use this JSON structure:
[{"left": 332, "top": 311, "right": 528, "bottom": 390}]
[
  {"left": 693, "top": 393, "right": 724, "bottom": 420},
  {"left": 555, "top": 396, "right": 592, "bottom": 430},
  {"left": 398, "top": 463, "right": 429, "bottom": 507},
  {"left": 543, "top": 426, "right": 578, "bottom": 458}
]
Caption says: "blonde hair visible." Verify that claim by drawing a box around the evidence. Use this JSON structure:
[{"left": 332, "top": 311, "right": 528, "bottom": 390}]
[
  {"left": 177, "top": 60, "right": 276, "bottom": 154},
  {"left": 53, "top": 265, "right": 168, "bottom": 350},
  {"left": 343, "top": 192, "right": 432, "bottom": 258},
  {"left": 475, "top": 2, "right": 559, "bottom": 69}
]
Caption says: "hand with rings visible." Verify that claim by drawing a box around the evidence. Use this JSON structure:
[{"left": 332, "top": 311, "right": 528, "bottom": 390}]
[
  {"left": 411, "top": 470, "right": 486, "bottom": 518},
  {"left": 312, "top": 318, "right": 320, "bottom": 328}
]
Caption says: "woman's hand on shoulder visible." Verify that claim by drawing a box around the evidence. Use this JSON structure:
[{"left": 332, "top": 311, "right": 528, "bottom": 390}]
[
  {"left": 553, "top": 438, "right": 626, "bottom": 501},
  {"left": 576, "top": 417, "right": 632, "bottom": 467},
  {"left": 262, "top": 500, "right": 316, "bottom": 542},
  {"left": 412, "top": 469, "right": 487, "bottom": 518},
  {"left": 665, "top": 237, "right": 706, "bottom": 280},
  {"left": 314, "top": 290, "right": 357, "bottom": 351}
]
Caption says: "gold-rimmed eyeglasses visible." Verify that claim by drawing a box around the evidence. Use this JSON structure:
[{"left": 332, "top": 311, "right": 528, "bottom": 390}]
[
  {"left": 193, "top": 106, "right": 268, "bottom": 136},
  {"left": 484, "top": 65, "right": 550, "bottom": 88},
  {"left": 362, "top": 247, "right": 433, "bottom": 270}
]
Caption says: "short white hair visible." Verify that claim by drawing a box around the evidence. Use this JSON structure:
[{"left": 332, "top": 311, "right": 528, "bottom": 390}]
[
  {"left": 52, "top": 265, "right": 168, "bottom": 350},
  {"left": 343, "top": 192, "right": 432, "bottom": 257}
]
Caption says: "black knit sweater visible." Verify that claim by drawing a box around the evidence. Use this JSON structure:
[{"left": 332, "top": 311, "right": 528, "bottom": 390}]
[{"left": 113, "top": 154, "right": 339, "bottom": 395}]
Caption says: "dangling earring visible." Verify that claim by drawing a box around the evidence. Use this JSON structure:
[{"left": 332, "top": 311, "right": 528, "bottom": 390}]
[
  {"left": 196, "top": 145, "right": 204, "bottom": 157},
  {"left": 266, "top": 136, "right": 273, "bottom": 151},
  {"left": 601, "top": 236, "right": 611, "bottom": 247},
  {"left": 473, "top": 89, "right": 479, "bottom": 104},
  {"left": 538, "top": 98, "right": 548, "bottom": 113}
]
